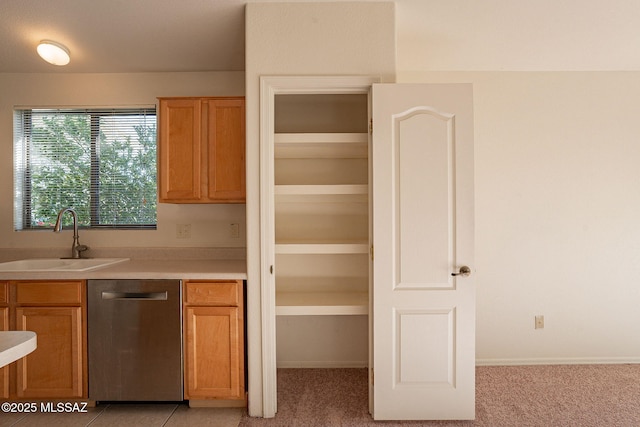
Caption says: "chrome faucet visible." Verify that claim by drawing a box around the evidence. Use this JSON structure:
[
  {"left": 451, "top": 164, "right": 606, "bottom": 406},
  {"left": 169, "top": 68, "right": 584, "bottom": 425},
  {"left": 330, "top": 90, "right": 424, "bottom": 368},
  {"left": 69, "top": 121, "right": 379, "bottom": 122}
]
[{"left": 53, "top": 208, "right": 89, "bottom": 259}]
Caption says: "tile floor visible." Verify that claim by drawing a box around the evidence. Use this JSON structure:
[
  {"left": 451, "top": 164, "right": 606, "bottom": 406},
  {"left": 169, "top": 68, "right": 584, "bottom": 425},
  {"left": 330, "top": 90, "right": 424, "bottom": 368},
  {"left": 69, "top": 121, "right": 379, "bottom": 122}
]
[{"left": 0, "top": 403, "right": 243, "bottom": 427}]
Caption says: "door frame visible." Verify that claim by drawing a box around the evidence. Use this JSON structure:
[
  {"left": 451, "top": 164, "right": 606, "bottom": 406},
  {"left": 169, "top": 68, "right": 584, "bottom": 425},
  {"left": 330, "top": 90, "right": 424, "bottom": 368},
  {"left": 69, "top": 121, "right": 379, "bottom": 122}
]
[{"left": 259, "top": 75, "right": 378, "bottom": 417}]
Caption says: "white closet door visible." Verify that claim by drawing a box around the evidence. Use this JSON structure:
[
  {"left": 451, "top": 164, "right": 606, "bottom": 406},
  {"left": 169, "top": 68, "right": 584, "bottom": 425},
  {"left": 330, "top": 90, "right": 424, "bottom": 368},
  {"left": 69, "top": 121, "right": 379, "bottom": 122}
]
[{"left": 372, "top": 84, "right": 475, "bottom": 420}]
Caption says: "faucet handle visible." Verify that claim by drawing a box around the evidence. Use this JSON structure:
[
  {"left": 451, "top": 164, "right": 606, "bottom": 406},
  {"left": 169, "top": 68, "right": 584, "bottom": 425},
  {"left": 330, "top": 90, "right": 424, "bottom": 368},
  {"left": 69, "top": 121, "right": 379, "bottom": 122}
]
[{"left": 76, "top": 245, "right": 89, "bottom": 257}]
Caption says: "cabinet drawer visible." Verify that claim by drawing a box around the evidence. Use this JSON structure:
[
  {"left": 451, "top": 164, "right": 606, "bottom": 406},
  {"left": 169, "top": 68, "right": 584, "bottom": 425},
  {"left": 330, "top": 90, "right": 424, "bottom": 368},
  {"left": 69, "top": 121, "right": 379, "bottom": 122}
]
[
  {"left": 0, "top": 282, "right": 7, "bottom": 304},
  {"left": 184, "top": 281, "right": 241, "bottom": 306},
  {"left": 15, "top": 281, "right": 84, "bottom": 305}
]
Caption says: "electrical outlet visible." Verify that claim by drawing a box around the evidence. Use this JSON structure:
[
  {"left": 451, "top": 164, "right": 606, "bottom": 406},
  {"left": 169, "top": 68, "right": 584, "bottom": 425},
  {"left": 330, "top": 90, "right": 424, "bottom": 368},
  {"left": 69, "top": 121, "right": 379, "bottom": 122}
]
[
  {"left": 535, "top": 315, "right": 544, "bottom": 329},
  {"left": 230, "top": 223, "right": 240, "bottom": 238},
  {"left": 176, "top": 223, "right": 191, "bottom": 239}
]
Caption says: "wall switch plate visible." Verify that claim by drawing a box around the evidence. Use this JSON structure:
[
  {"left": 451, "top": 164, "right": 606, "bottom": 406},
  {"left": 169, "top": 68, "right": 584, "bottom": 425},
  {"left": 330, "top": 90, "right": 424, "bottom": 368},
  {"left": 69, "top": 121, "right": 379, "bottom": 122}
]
[
  {"left": 535, "top": 315, "right": 544, "bottom": 329},
  {"left": 230, "top": 223, "right": 240, "bottom": 238},
  {"left": 176, "top": 223, "right": 191, "bottom": 239}
]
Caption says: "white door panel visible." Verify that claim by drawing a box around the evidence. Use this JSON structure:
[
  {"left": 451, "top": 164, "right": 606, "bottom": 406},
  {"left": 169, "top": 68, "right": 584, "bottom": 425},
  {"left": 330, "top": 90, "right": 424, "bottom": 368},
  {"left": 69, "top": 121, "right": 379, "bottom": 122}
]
[
  {"left": 396, "top": 107, "right": 454, "bottom": 288},
  {"left": 372, "top": 84, "right": 475, "bottom": 420}
]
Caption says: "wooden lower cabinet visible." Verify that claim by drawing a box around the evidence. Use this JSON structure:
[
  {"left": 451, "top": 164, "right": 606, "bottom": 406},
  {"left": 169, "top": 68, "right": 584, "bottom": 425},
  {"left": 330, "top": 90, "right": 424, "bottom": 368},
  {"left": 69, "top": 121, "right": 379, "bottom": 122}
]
[
  {"left": 0, "top": 281, "right": 8, "bottom": 398},
  {"left": 0, "top": 307, "right": 7, "bottom": 399},
  {"left": 183, "top": 280, "right": 245, "bottom": 403},
  {"left": 2, "top": 278, "right": 245, "bottom": 403},
  {"left": 3, "top": 280, "right": 87, "bottom": 400},
  {"left": 15, "top": 306, "right": 84, "bottom": 398}
]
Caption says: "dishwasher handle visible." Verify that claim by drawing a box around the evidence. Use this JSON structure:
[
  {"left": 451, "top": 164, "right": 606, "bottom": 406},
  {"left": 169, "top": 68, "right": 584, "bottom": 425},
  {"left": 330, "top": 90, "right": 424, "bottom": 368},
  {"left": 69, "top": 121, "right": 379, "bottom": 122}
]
[{"left": 101, "top": 291, "right": 168, "bottom": 301}]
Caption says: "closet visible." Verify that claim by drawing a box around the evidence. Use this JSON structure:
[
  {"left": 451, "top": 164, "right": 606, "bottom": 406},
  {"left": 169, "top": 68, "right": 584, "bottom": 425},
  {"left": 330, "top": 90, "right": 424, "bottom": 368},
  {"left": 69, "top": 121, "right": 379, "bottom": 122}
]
[
  {"left": 272, "top": 93, "right": 370, "bottom": 367},
  {"left": 260, "top": 77, "right": 476, "bottom": 420}
]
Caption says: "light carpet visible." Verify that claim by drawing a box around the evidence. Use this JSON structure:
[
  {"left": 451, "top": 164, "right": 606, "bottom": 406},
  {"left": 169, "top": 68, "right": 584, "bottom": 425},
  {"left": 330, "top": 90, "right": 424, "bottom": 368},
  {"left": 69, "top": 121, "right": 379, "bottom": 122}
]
[{"left": 239, "top": 365, "right": 640, "bottom": 426}]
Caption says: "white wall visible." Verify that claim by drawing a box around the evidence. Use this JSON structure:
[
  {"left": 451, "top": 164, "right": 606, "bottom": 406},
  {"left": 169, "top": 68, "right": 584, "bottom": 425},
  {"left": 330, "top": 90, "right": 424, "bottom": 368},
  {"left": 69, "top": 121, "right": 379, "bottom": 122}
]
[
  {"left": 0, "top": 71, "right": 246, "bottom": 251},
  {"left": 245, "top": 1, "right": 396, "bottom": 416},
  {"left": 399, "top": 71, "right": 640, "bottom": 364}
]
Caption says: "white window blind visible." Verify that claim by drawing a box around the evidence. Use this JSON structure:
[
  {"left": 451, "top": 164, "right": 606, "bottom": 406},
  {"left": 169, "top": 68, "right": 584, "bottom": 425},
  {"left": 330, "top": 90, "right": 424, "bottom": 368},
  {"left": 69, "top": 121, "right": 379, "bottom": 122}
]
[{"left": 13, "top": 107, "right": 157, "bottom": 230}]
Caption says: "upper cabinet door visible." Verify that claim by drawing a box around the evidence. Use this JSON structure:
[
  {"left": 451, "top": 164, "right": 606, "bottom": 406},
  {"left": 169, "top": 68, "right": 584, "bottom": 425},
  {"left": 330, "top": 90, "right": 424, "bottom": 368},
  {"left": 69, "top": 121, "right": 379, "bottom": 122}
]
[
  {"left": 206, "top": 98, "right": 246, "bottom": 202},
  {"left": 158, "top": 98, "right": 203, "bottom": 202},
  {"left": 372, "top": 84, "right": 475, "bottom": 420},
  {"left": 158, "top": 97, "right": 246, "bottom": 204}
]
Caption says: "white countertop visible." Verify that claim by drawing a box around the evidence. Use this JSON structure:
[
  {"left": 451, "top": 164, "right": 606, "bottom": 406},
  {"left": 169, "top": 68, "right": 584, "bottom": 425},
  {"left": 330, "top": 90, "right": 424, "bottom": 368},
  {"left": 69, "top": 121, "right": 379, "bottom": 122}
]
[
  {"left": 0, "top": 259, "right": 247, "bottom": 281},
  {"left": 0, "top": 331, "right": 36, "bottom": 368}
]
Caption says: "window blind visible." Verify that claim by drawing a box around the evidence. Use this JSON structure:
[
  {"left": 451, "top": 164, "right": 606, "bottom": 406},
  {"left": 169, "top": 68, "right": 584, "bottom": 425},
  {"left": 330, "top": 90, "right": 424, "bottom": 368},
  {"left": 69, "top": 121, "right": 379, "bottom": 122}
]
[{"left": 13, "top": 107, "right": 157, "bottom": 230}]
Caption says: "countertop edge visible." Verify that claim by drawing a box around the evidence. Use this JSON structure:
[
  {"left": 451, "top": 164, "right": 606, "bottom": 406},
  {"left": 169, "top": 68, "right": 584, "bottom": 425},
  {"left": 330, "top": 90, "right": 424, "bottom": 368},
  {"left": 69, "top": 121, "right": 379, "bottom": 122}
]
[
  {"left": 0, "top": 331, "right": 37, "bottom": 368},
  {"left": 0, "top": 259, "right": 247, "bottom": 281}
]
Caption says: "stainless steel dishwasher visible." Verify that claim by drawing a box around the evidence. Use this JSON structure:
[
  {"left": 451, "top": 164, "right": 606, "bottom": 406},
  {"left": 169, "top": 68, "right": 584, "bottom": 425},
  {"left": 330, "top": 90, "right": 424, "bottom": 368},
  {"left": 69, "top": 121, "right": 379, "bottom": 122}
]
[{"left": 87, "top": 279, "right": 182, "bottom": 401}]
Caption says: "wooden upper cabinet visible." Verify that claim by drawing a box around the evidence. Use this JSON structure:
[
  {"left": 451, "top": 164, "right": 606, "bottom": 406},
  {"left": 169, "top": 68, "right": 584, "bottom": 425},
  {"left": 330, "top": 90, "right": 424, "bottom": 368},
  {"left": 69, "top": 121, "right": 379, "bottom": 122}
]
[
  {"left": 207, "top": 99, "right": 246, "bottom": 202},
  {"left": 158, "top": 97, "right": 245, "bottom": 203},
  {"left": 158, "top": 98, "right": 202, "bottom": 202}
]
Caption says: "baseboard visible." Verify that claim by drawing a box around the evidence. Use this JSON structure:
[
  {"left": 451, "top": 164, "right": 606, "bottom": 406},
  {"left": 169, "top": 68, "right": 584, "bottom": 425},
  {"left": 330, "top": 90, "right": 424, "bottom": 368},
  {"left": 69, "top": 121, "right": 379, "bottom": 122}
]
[
  {"left": 277, "top": 360, "right": 368, "bottom": 368},
  {"left": 476, "top": 356, "right": 640, "bottom": 366},
  {"left": 276, "top": 357, "right": 640, "bottom": 369}
]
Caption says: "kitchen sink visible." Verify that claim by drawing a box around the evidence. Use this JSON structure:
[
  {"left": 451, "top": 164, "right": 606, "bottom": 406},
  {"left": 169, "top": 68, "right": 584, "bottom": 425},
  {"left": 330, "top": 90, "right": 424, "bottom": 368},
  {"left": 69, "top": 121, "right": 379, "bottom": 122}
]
[{"left": 0, "top": 258, "right": 129, "bottom": 272}]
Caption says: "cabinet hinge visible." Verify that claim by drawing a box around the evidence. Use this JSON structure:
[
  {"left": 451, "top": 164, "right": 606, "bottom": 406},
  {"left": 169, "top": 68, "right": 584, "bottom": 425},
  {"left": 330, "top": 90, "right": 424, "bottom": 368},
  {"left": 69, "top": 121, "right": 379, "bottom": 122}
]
[
  {"left": 270, "top": 265, "right": 274, "bottom": 275},
  {"left": 371, "top": 368, "right": 374, "bottom": 385},
  {"left": 369, "top": 119, "right": 373, "bottom": 134},
  {"left": 370, "top": 245, "right": 374, "bottom": 261}
]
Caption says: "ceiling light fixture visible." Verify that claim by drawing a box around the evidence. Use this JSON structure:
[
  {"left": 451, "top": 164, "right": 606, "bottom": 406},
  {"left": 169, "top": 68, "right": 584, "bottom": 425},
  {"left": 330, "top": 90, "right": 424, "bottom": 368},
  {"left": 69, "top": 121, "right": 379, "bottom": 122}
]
[{"left": 37, "top": 40, "right": 70, "bottom": 66}]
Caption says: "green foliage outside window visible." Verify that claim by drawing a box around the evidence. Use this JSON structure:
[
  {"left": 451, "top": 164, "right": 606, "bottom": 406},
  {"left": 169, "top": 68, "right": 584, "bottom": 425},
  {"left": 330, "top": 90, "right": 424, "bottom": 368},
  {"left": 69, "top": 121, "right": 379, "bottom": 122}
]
[{"left": 15, "top": 108, "right": 157, "bottom": 230}]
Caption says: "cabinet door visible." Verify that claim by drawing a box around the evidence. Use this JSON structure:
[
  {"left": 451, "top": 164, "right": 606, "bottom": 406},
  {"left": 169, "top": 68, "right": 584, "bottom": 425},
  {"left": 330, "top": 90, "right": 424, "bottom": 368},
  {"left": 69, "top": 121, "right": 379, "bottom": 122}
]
[
  {"left": 15, "top": 307, "right": 84, "bottom": 398},
  {"left": 0, "top": 306, "right": 8, "bottom": 399},
  {"left": 206, "top": 98, "right": 246, "bottom": 202},
  {"left": 159, "top": 98, "right": 203, "bottom": 202},
  {"left": 184, "top": 306, "right": 244, "bottom": 399}
]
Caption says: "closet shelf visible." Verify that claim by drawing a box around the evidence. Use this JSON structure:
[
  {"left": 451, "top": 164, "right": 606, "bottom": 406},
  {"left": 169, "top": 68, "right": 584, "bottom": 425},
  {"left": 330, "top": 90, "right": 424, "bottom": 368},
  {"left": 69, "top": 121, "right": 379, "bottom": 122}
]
[
  {"left": 275, "top": 185, "right": 368, "bottom": 205},
  {"left": 275, "top": 242, "right": 369, "bottom": 254},
  {"left": 276, "top": 291, "right": 368, "bottom": 316},
  {"left": 275, "top": 133, "right": 368, "bottom": 159},
  {"left": 275, "top": 184, "right": 368, "bottom": 196}
]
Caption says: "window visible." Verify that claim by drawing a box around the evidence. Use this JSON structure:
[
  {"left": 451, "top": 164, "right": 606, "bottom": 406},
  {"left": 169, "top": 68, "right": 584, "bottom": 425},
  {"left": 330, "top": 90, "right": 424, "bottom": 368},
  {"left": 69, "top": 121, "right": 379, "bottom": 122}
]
[{"left": 14, "top": 107, "right": 157, "bottom": 230}]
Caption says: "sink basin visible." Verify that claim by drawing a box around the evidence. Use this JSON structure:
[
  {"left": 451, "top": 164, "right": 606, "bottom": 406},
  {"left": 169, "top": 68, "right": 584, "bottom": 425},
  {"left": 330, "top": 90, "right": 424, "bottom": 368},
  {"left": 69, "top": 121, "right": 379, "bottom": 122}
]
[{"left": 0, "top": 258, "right": 129, "bottom": 272}]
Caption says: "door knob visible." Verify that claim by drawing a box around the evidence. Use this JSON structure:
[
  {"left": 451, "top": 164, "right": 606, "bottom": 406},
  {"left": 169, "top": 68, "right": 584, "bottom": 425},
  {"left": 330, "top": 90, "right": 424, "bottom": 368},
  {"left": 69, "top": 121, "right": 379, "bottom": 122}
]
[{"left": 451, "top": 266, "right": 471, "bottom": 277}]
